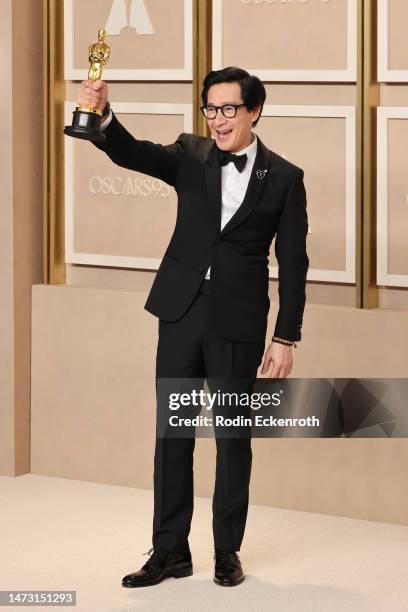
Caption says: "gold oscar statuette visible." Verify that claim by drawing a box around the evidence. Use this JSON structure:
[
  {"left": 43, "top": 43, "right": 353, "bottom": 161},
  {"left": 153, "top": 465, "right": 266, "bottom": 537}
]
[{"left": 64, "top": 29, "right": 111, "bottom": 143}]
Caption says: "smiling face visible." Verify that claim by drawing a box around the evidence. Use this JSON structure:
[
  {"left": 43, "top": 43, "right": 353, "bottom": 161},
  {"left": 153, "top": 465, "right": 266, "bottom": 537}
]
[{"left": 206, "top": 82, "right": 261, "bottom": 153}]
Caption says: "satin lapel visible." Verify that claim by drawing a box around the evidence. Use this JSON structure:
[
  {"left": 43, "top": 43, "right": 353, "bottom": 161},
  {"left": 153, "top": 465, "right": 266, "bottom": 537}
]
[
  {"left": 219, "top": 137, "right": 270, "bottom": 236},
  {"left": 204, "top": 141, "right": 222, "bottom": 231}
]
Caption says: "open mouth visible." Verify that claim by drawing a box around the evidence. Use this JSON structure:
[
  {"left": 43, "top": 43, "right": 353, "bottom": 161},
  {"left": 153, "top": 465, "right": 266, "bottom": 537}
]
[{"left": 216, "top": 129, "right": 233, "bottom": 139}]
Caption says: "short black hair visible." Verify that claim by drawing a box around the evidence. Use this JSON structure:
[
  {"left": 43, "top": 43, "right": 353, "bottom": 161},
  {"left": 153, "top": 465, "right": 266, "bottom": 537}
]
[{"left": 201, "top": 67, "right": 266, "bottom": 127}]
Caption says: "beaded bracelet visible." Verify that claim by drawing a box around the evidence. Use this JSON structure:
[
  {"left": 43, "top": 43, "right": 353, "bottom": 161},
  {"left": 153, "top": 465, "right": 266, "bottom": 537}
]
[{"left": 272, "top": 336, "right": 297, "bottom": 348}]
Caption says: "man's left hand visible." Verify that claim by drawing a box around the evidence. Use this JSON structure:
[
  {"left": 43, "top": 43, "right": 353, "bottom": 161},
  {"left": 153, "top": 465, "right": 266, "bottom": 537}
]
[{"left": 260, "top": 342, "right": 293, "bottom": 378}]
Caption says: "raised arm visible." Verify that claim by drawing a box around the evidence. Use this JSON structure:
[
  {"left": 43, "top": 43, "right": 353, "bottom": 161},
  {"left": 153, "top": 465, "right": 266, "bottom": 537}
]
[{"left": 76, "top": 80, "right": 185, "bottom": 188}]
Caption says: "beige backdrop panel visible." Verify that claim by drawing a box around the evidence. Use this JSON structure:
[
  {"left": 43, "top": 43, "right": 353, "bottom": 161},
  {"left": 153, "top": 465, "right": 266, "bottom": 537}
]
[
  {"left": 388, "top": 118, "right": 408, "bottom": 276},
  {"left": 72, "top": 113, "right": 183, "bottom": 259},
  {"left": 0, "top": 0, "right": 43, "bottom": 476},
  {"left": 219, "top": 0, "right": 347, "bottom": 70},
  {"left": 0, "top": 0, "right": 15, "bottom": 475},
  {"left": 72, "top": 0, "right": 184, "bottom": 70},
  {"left": 31, "top": 285, "right": 408, "bottom": 524},
  {"left": 256, "top": 117, "right": 346, "bottom": 272},
  {"left": 378, "top": 88, "right": 408, "bottom": 308},
  {"left": 388, "top": 0, "right": 408, "bottom": 71}
]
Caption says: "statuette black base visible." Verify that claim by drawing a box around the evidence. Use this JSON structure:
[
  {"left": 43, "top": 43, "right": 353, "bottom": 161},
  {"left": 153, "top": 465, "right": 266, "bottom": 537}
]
[{"left": 64, "top": 108, "right": 106, "bottom": 143}]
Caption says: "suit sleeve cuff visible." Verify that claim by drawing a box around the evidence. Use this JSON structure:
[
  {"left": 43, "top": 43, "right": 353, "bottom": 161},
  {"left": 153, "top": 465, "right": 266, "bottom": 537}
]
[{"left": 100, "top": 109, "right": 113, "bottom": 131}]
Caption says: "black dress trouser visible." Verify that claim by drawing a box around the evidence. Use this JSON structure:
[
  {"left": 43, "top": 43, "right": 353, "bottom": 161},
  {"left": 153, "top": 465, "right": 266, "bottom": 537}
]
[{"left": 152, "top": 279, "right": 265, "bottom": 553}]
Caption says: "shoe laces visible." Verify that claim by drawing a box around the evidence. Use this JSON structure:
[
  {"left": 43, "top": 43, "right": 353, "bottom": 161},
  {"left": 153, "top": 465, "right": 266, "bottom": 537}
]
[
  {"left": 142, "top": 547, "right": 168, "bottom": 573},
  {"left": 214, "top": 550, "right": 239, "bottom": 565}
]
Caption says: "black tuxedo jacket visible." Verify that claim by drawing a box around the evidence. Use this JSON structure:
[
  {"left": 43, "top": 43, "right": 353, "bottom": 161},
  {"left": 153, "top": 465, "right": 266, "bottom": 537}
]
[{"left": 94, "top": 113, "right": 309, "bottom": 343}]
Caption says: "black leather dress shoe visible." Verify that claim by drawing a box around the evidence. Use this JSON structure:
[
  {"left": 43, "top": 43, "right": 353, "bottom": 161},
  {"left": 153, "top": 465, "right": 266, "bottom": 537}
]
[
  {"left": 122, "top": 547, "right": 193, "bottom": 588},
  {"left": 213, "top": 550, "right": 244, "bottom": 586}
]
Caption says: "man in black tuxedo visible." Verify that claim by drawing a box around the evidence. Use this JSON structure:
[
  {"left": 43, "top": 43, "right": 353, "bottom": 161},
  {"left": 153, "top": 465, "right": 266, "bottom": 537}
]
[{"left": 76, "top": 67, "right": 309, "bottom": 587}]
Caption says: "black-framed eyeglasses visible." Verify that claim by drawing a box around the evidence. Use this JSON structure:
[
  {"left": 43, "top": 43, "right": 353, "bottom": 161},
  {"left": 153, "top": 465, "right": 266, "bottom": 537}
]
[{"left": 200, "top": 103, "right": 246, "bottom": 119}]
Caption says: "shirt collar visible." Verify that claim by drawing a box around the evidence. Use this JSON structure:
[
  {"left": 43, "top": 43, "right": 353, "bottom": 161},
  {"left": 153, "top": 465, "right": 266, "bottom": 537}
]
[{"left": 235, "top": 133, "right": 257, "bottom": 161}]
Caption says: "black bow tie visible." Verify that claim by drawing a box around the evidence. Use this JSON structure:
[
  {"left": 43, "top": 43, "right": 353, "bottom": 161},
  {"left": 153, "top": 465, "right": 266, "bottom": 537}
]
[{"left": 217, "top": 150, "right": 248, "bottom": 173}]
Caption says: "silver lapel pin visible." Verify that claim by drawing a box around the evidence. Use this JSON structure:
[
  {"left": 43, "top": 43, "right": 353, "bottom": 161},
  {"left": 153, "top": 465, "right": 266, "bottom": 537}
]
[{"left": 256, "top": 169, "right": 268, "bottom": 179}]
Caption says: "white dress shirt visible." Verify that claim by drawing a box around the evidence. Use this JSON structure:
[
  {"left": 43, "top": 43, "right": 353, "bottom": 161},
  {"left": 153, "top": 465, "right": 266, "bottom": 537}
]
[
  {"left": 205, "top": 134, "right": 258, "bottom": 279},
  {"left": 101, "top": 113, "right": 258, "bottom": 281}
]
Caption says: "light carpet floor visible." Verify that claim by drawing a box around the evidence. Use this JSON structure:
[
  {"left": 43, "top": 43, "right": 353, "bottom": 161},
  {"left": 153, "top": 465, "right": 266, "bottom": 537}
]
[{"left": 1, "top": 474, "right": 408, "bottom": 612}]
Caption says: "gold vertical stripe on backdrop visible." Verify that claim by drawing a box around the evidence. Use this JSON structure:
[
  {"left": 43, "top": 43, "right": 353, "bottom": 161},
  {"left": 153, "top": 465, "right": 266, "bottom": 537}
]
[
  {"left": 362, "top": 0, "right": 380, "bottom": 308},
  {"left": 193, "top": 0, "right": 212, "bottom": 137},
  {"left": 43, "top": 0, "right": 65, "bottom": 284},
  {"left": 355, "top": 0, "right": 363, "bottom": 308}
]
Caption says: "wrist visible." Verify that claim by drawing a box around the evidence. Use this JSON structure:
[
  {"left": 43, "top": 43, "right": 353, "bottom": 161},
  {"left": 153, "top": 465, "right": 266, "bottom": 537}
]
[
  {"left": 101, "top": 101, "right": 110, "bottom": 119},
  {"left": 272, "top": 336, "right": 297, "bottom": 348}
]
